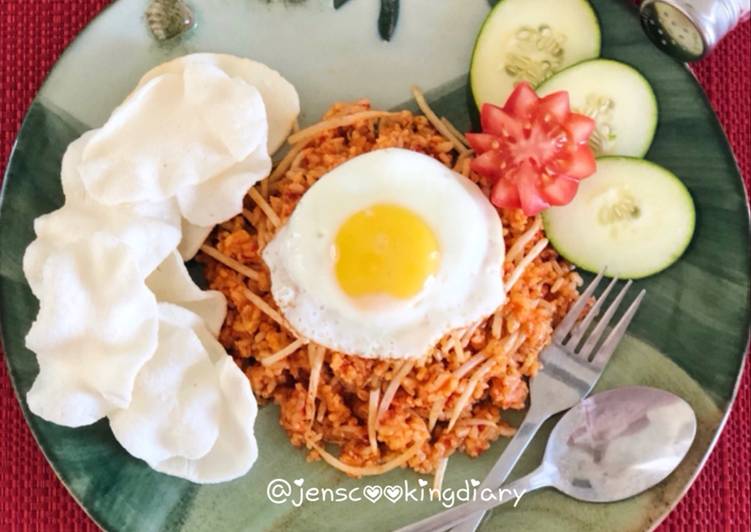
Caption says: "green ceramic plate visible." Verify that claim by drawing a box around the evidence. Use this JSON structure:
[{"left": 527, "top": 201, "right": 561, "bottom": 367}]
[{"left": 0, "top": 0, "right": 748, "bottom": 530}]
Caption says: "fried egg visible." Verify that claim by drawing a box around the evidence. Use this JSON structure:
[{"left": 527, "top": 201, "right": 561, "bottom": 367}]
[{"left": 263, "top": 148, "right": 505, "bottom": 359}]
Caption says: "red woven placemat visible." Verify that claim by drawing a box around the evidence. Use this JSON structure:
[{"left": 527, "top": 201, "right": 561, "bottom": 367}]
[{"left": 0, "top": 2, "right": 748, "bottom": 531}]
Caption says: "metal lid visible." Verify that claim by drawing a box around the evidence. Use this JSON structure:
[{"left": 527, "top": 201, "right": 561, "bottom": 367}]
[
  {"left": 640, "top": 1, "right": 707, "bottom": 60},
  {"left": 640, "top": 0, "right": 745, "bottom": 61}
]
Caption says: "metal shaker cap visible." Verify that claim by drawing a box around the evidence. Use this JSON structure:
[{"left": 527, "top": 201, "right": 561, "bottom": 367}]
[{"left": 640, "top": 0, "right": 748, "bottom": 61}]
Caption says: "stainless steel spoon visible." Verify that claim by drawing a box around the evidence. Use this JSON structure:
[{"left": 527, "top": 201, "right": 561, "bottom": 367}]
[{"left": 396, "top": 386, "right": 696, "bottom": 532}]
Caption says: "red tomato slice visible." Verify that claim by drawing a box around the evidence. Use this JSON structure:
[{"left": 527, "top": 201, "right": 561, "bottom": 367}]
[
  {"left": 517, "top": 163, "right": 550, "bottom": 215},
  {"left": 468, "top": 82, "right": 596, "bottom": 216},
  {"left": 536, "top": 92, "right": 570, "bottom": 123},
  {"left": 465, "top": 133, "right": 497, "bottom": 153},
  {"left": 541, "top": 174, "right": 579, "bottom": 206},
  {"left": 479, "top": 104, "right": 523, "bottom": 140},
  {"left": 503, "top": 82, "right": 538, "bottom": 117},
  {"left": 470, "top": 149, "right": 505, "bottom": 181},
  {"left": 565, "top": 113, "right": 596, "bottom": 143},
  {"left": 559, "top": 145, "right": 597, "bottom": 179},
  {"left": 490, "top": 175, "right": 521, "bottom": 209}
]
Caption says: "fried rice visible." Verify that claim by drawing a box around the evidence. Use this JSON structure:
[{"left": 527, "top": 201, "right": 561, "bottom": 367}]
[{"left": 200, "top": 97, "right": 583, "bottom": 480}]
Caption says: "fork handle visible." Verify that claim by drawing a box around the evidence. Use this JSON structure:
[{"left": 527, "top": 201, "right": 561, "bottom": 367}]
[{"left": 449, "top": 407, "right": 550, "bottom": 532}]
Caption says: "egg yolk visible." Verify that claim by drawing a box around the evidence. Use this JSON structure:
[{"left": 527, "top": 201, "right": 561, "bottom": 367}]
[{"left": 334, "top": 204, "right": 440, "bottom": 299}]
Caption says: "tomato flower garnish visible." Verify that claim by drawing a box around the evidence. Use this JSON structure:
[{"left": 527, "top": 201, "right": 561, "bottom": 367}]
[{"left": 466, "top": 82, "right": 597, "bottom": 216}]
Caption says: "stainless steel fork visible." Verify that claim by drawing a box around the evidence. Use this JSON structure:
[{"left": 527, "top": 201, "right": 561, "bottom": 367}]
[{"left": 396, "top": 272, "right": 646, "bottom": 532}]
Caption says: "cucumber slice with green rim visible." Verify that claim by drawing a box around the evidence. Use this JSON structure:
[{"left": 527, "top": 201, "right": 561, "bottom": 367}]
[
  {"left": 470, "top": 0, "right": 601, "bottom": 107},
  {"left": 537, "top": 59, "right": 658, "bottom": 158},
  {"left": 542, "top": 157, "right": 695, "bottom": 279}
]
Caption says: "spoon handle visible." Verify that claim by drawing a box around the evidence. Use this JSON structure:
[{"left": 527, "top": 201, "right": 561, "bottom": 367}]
[
  {"left": 393, "top": 467, "right": 551, "bottom": 532},
  {"left": 449, "top": 406, "right": 550, "bottom": 532}
]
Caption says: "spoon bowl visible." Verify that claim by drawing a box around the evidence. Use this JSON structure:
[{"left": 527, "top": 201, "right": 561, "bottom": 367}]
[
  {"left": 547, "top": 385, "right": 696, "bottom": 502},
  {"left": 396, "top": 386, "right": 697, "bottom": 532}
]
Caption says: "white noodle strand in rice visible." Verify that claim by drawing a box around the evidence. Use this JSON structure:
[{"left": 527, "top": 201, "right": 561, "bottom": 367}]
[
  {"left": 242, "top": 287, "right": 291, "bottom": 332},
  {"left": 201, "top": 244, "right": 261, "bottom": 281},
  {"left": 411, "top": 85, "right": 468, "bottom": 155},
  {"left": 306, "top": 345, "right": 325, "bottom": 421},
  {"left": 506, "top": 215, "right": 542, "bottom": 264},
  {"left": 308, "top": 439, "right": 424, "bottom": 478},
  {"left": 288, "top": 111, "right": 396, "bottom": 145},
  {"left": 441, "top": 116, "right": 470, "bottom": 148},
  {"left": 368, "top": 388, "right": 380, "bottom": 453},
  {"left": 248, "top": 187, "right": 281, "bottom": 228},
  {"left": 377, "top": 359, "right": 416, "bottom": 423},
  {"left": 447, "top": 358, "right": 497, "bottom": 431},
  {"left": 428, "top": 398, "right": 445, "bottom": 432},
  {"left": 269, "top": 141, "right": 307, "bottom": 183},
  {"left": 261, "top": 337, "right": 307, "bottom": 367},
  {"left": 506, "top": 238, "right": 549, "bottom": 292},
  {"left": 433, "top": 457, "right": 449, "bottom": 493}
]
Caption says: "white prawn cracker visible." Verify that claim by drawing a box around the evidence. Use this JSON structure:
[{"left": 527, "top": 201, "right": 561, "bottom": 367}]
[
  {"left": 20, "top": 53, "right": 287, "bottom": 484},
  {"left": 134, "top": 53, "right": 301, "bottom": 154},
  {"left": 146, "top": 252, "right": 227, "bottom": 336},
  {"left": 129, "top": 53, "right": 301, "bottom": 254},
  {"left": 111, "top": 304, "right": 258, "bottom": 483},
  {"left": 23, "top": 133, "right": 181, "bottom": 297},
  {"left": 154, "top": 355, "right": 258, "bottom": 484},
  {"left": 179, "top": 220, "right": 213, "bottom": 260},
  {"left": 25, "top": 235, "right": 159, "bottom": 426},
  {"left": 109, "top": 304, "right": 223, "bottom": 465},
  {"left": 78, "top": 62, "right": 271, "bottom": 216},
  {"left": 176, "top": 141, "right": 272, "bottom": 227}
]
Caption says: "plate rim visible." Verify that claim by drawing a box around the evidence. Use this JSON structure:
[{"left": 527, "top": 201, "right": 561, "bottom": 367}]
[{"left": 0, "top": 1, "right": 749, "bottom": 530}]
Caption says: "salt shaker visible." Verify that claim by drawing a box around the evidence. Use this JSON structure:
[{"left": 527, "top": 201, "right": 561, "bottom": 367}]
[{"left": 640, "top": 0, "right": 750, "bottom": 61}]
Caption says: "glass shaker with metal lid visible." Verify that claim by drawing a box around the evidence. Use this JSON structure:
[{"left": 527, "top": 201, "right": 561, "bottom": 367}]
[{"left": 640, "top": 0, "right": 750, "bottom": 61}]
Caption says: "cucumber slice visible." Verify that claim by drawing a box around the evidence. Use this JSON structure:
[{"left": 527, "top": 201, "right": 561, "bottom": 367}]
[
  {"left": 542, "top": 157, "right": 695, "bottom": 279},
  {"left": 470, "top": 0, "right": 601, "bottom": 107},
  {"left": 537, "top": 59, "right": 658, "bottom": 158}
]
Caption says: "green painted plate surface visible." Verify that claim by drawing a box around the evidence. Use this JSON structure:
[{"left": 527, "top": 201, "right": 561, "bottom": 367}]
[{"left": 0, "top": 0, "right": 748, "bottom": 530}]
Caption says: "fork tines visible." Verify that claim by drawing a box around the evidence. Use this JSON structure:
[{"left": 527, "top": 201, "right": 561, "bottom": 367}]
[{"left": 554, "top": 270, "right": 646, "bottom": 367}]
